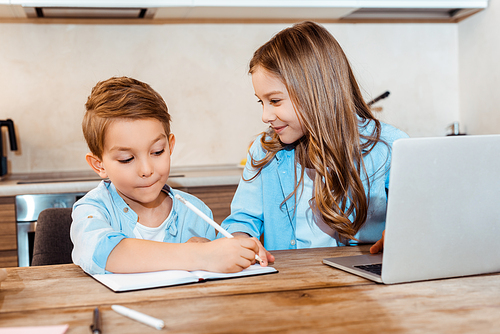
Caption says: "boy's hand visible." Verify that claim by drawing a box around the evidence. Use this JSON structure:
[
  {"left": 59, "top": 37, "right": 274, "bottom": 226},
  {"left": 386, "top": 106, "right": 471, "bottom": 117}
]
[
  {"left": 186, "top": 237, "right": 210, "bottom": 243},
  {"left": 370, "top": 230, "right": 385, "bottom": 254},
  {"left": 232, "top": 232, "right": 275, "bottom": 266},
  {"left": 201, "top": 237, "right": 260, "bottom": 273}
]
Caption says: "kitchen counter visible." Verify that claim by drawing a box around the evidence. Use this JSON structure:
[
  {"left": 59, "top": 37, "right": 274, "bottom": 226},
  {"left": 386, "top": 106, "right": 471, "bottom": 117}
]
[{"left": 0, "top": 165, "right": 243, "bottom": 197}]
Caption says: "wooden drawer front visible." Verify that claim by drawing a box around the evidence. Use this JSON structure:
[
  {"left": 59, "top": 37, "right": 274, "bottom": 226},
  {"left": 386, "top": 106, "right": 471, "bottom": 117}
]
[
  {"left": 0, "top": 250, "right": 18, "bottom": 267},
  {"left": 0, "top": 222, "right": 17, "bottom": 250},
  {"left": 0, "top": 199, "right": 17, "bottom": 251}
]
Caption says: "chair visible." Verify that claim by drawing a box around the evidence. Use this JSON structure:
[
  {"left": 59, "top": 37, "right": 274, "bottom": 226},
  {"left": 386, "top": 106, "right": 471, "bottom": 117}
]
[{"left": 32, "top": 208, "right": 74, "bottom": 266}]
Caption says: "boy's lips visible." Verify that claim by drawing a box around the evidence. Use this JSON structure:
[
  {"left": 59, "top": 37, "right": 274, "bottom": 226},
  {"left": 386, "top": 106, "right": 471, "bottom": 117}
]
[{"left": 138, "top": 180, "right": 157, "bottom": 188}]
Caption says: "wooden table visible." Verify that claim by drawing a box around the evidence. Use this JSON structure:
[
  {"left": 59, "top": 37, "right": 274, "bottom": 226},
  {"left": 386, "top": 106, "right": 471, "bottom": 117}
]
[{"left": 1, "top": 246, "right": 500, "bottom": 333}]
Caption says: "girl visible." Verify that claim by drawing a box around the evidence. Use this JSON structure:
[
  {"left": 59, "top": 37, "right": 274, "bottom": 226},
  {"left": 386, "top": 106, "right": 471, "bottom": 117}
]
[{"left": 221, "top": 21, "right": 408, "bottom": 257}]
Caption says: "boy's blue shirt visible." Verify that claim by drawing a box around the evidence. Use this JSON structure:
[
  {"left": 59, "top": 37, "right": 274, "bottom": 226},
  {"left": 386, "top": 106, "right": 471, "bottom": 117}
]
[
  {"left": 70, "top": 180, "right": 215, "bottom": 275},
  {"left": 220, "top": 119, "right": 409, "bottom": 250}
]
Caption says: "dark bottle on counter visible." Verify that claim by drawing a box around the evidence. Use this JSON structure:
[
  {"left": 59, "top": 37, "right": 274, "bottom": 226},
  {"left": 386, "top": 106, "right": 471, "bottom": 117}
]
[{"left": 0, "top": 119, "right": 18, "bottom": 177}]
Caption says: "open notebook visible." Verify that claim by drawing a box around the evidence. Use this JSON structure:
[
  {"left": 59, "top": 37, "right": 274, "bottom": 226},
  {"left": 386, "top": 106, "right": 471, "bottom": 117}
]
[
  {"left": 323, "top": 135, "right": 500, "bottom": 284},
  {"left": 92, "top": 264, "right": 278, "bottom": 292}
]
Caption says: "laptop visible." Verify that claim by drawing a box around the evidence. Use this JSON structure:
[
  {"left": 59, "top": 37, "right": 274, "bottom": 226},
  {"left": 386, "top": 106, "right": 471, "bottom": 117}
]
[{"left": 323, "top": 134, "right": 500, "bottom": 284}]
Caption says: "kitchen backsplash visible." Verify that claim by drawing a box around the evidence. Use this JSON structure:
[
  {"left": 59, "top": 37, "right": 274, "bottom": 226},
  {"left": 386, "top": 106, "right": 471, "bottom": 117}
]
[{"left": 0, "top": 21, "right": 467, "bottom": 174}]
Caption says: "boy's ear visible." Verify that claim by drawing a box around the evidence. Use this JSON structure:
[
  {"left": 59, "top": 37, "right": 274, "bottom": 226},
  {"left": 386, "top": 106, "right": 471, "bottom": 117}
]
[
  {"left": 168, "top": 133, "right": 176, "bottom": 155},
  {"left": 86, "top": 153, "right": 108, "bottom": 179}
]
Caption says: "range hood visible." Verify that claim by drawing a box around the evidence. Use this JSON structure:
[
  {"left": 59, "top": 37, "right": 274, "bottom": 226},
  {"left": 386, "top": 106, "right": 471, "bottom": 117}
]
[
  {"left": 25, "top": 7, "right": 154, "bottom": 19},
  {"left": 6, "top": 0, "right": 489, "bottom": 22}
]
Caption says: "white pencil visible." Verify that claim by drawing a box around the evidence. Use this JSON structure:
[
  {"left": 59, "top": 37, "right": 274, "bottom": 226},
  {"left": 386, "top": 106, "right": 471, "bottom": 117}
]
[
  {"left": 175, "top": 194, "right": 263, "bottom": 263},
  {"left": 111, "top": 305, "right": 164, "bottom": 330}
]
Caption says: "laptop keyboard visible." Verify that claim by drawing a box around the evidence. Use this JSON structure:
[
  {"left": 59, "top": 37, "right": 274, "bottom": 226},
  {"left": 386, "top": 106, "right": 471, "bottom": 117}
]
[{"left": 354, "top": 263, "right": 382, "bottom": 276}]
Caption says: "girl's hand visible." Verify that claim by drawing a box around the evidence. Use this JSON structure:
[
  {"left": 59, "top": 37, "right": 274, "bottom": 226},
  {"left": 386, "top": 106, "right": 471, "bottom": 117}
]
[
  {"left": 200, "top": 237, "right": 260, "bottom": 273},
  {"left": 232, "top": 232, "right": 275, "bottom": 266},
  {"left": 370, "top": 230, "right": 385, "bottom": 254}
]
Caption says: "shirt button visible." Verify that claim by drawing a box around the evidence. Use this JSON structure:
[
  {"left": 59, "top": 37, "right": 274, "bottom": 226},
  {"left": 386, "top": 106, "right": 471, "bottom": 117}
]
[
  {"left": 123, "top": 207, "right": 129, "bottom": 213},
  {"left": 290, "top": 240, "right": 296, "bottom": 246}
]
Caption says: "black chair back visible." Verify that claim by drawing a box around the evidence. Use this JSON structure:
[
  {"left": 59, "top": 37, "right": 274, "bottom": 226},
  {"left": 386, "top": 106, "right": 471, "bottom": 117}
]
[{"left": 32, "top": 208, "right": 73, "bottom": 266}]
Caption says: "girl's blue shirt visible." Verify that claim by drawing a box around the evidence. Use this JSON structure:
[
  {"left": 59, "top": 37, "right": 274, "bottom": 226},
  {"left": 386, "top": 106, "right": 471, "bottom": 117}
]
[
  {"left": 70, "top": 181, "right": 215, "bottom": 275},
  {"left": 220, "top": 119, "right": 409, "bottom": 250}
]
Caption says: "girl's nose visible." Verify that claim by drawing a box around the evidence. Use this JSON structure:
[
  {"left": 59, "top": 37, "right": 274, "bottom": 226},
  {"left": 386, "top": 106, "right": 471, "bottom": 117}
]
[{"left": 261, "top": 105, "right": 276, "bottom": 124}]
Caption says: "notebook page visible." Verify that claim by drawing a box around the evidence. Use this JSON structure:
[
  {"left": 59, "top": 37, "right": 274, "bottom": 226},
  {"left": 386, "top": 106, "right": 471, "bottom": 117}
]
[{"left": 92, "top": 270, "right": 199, "bottom": 292}]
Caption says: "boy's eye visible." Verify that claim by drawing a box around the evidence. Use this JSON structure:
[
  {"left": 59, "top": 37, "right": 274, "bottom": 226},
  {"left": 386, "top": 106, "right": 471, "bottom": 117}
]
[
  {"left": 153, "top": 149, "right": 165, "bottom": 156},
  {"left": 118, "top": 157, "right": 134, "bottom": 164}
]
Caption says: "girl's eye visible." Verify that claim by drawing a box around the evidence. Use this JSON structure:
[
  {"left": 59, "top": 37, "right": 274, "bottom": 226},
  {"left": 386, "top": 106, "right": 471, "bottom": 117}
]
[
  {"left": 118, "top": 157, "right": 134, "bottom": 164},
  {"left": 257, "top": 99, "right": 263, "bottom": 105},
  {"left": 270, "top": 99, "right": 281, "bottom": 104},
  {"left": 153, "top": 149, "right": 165, "bottom": 156}
]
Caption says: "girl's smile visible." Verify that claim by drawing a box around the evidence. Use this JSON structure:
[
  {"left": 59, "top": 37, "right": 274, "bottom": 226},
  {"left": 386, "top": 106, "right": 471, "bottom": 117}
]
[{"left": 272, "top": 125, "right": 287, "bottom": 134}]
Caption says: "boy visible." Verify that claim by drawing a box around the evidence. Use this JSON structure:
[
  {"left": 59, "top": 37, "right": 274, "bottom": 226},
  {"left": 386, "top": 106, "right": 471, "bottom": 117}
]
[{"left": 71, "top": 76, "right": 260, "bottom": 275}]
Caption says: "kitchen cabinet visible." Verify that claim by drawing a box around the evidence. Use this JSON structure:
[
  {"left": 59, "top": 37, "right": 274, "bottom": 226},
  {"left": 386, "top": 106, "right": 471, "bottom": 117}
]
[
  {"left": 0, "top": 0, "right": 488, "bottom": 22},
  {"left": 0, "top": 196, "right": 17, "bottom": 268}
]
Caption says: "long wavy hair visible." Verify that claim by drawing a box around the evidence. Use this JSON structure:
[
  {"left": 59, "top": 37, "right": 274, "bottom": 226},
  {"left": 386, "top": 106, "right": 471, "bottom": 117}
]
[{"left": 248, "top": 21, "right": 384, "bottom": 241}]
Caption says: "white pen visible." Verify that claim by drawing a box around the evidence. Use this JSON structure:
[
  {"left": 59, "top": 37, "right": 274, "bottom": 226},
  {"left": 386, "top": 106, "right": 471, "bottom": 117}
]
[
  {"left": 174, "top": 194, "right": 264, "bottom": 263},
  {"left": 111, "top": 305, "right": 164, "bottom": 330}
]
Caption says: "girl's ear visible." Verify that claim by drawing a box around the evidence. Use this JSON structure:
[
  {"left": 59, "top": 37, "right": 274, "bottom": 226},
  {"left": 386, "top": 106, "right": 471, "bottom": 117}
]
[
  {"left": 86, "top": 153, "right": 108, "bottom": 179},
  {"left": 168, "top": 133, "right": 176, "bottom": 155}
]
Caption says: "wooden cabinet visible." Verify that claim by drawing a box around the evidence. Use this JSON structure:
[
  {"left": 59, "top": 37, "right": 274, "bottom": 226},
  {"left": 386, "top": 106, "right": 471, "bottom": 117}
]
[{"left": 0, "top": 196, "right": 17, "bottom": 267}]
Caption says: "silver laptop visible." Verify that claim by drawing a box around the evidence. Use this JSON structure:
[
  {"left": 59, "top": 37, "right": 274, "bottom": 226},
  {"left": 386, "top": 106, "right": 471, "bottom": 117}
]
[{"left": 323, "top": 135, "right": 500, "bottom": 284}]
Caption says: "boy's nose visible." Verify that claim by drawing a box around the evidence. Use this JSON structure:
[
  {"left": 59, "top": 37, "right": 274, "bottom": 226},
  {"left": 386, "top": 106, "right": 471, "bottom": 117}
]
[
  {"left": 139, "top": 160, "right": 154, "bottom": 178},
  {"left": 141, "top": 171, "right": 153, "bottom": 178}
]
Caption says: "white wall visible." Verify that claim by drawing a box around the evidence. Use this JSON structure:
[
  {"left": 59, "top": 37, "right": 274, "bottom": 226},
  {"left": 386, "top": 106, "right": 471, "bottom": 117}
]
[
  {"left": 0, "top": 21, "right": 460, "bottom": 174},
  {"left": 459, "top": 1, "right": 500, "bottom": 135}
]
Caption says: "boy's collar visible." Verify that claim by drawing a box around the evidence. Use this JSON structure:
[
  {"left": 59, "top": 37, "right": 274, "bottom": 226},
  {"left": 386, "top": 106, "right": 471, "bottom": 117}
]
[{"left": 161, "top": 183, "right": 172, "bottom": 195}]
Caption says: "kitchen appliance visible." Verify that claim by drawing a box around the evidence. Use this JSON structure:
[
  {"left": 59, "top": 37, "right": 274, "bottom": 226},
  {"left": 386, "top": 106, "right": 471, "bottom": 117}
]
[
  {"left": 16, "top": 192, "right": 85, "bottom": 267},
  {"left": 18, "top": 1, "right": 488, "bottom": 22},
  {"left": 0, "top": 119, "right": 18, "bottom": 177}
]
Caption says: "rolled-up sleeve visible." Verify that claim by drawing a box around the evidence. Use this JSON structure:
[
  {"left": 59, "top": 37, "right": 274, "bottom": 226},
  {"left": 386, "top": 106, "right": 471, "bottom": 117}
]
[{"left": 71, "top": 200, "right": 127, "bottom": 275}]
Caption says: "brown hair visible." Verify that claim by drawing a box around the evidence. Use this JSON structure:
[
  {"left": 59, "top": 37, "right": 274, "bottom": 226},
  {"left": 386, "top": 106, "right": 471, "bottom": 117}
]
[
  {"left": 248, "top": 21, "right": 384, "bottom": 242},
  {"left": 82, "top": 76, "right": 171, "bottom": 159}
]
